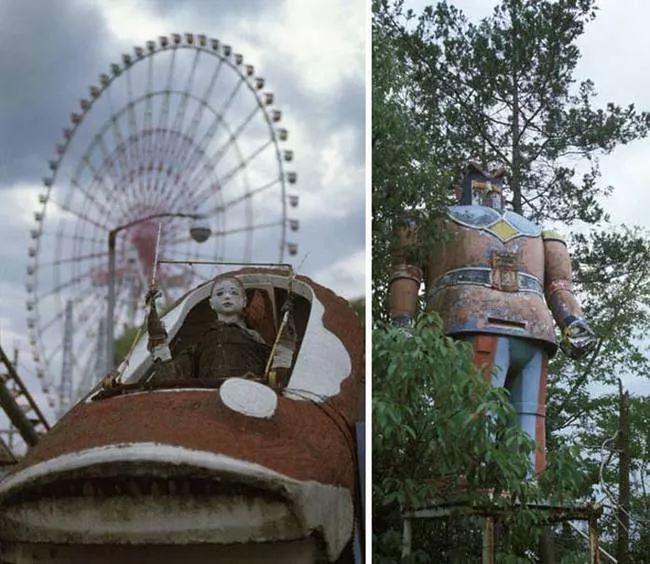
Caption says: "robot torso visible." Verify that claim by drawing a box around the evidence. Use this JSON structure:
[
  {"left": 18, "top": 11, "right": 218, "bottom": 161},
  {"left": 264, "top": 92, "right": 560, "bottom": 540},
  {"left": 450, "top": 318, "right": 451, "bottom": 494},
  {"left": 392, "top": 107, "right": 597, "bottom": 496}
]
[{"left": 426, "top": 205, "right": 557, "bottom": 349}]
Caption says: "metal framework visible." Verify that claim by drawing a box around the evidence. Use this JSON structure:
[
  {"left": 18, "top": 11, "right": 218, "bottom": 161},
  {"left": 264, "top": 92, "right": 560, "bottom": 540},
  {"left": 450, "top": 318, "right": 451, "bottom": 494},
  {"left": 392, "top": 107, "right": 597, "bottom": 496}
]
[
  {"left": 401, "top": 497, "right": 605, "bottom": 563},
  {"left": 0, "top": 343, "right": 50, "bottom": 451},
  {"left": 25, "top": 33, "right": 299, "bottom": 416},
  {"left": 58, "top": 300, "right": 74, "bottom": 417}
]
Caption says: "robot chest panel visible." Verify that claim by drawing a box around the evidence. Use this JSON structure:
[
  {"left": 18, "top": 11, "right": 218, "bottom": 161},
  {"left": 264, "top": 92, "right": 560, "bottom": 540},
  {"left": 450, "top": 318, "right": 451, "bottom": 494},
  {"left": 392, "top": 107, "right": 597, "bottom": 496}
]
[
  {"left": 428, "top": 220, "right": 545, "bottom": 281},
  {"left": 448, "top": 205, "right": 541, "bottom": 243}
]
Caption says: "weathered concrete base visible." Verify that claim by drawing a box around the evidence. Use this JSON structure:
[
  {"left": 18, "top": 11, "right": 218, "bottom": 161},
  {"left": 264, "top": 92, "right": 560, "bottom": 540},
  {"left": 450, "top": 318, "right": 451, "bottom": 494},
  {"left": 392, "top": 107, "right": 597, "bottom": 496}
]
[
  {"left": 0, "top": 444, "right": 354, "bottom": 562},
  {"left": 0, "top": 539, "right": 324, "bottom": 564}
]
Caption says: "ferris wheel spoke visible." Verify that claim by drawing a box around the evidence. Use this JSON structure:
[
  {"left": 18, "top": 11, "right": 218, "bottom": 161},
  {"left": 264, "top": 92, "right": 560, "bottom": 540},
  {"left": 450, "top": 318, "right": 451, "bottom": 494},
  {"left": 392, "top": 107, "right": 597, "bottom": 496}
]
[
  {"left": 48, "top": 197, "right": 111, "bottom": 231},
  {"left": 162, "top": 91, "right": 232, "bottom": 181},
  {"left": 38, "top": 250, "right": 107, "bottom": 268},
  {"left": 218, "top": 75, "right": 245, "bottom": 121},
  {"left": 69, "top": 151, "right": 124, "bottom": 222},
  {"left": 93, "top": 132, "right": 133, "bottom": 194},
  {"left": 211, "top": 177, "right": 281, "bottom": 213},
  {"left": 153, "top": 48, "right": 178, "bottom": 159},
  {"left": 190, "top": 145, "right": 272, "bottom": 209},
  {"left": 37, "top": 227, "right": 105, "bottom": 246},
  {"left": 206, "top": 138, "right": 273, "bottom": 199},
  {"left": 39, "top": 265, "right": 105, "bottom": 300},
  {"left": 178, "top": 79, "right": 246, "bottom": 182},
  {"left": 93, "top": 135, "right": 124, "bottom": 194},
  {"left": 123, "top": 62, "right": 142, "bottom": 170},
  {"left": 56, "top": 157, "right": 115, "bottom": 221},
  {"left": 43, "top": 300, "right": 103, "bottom": 369},
  {"left": 189, "top": 106, "right": 261, "bottom": 184},
  {"left": 170, "top": 49, "right": 200, "bottom": 135},
  {"left": 182, "top": 57, "right": 224, "bottom": 148},
  {"left": 187, "top": 118, "right": 263, "bottom": 196},
  {"left": 104, "top": 88, "right": 130, "bottom": 177},
  {"left": 89, "top": 141, "right": 134, "bottom": 222}
]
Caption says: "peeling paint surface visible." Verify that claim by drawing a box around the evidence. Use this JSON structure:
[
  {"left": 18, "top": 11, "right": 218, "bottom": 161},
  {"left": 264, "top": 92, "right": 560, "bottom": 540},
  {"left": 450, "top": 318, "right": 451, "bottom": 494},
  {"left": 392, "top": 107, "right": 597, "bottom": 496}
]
[
  {"left": 0, "top": 444, "right": 353, "bottom": 561},
  {"left": 219, "top": 378, "right": 278, "bottom": 418},
  {"left": 89, "top": 270, "right": 354, "bottom": 404},
  {"left": 0, "top": 269, "right": 364, "bottom": 563},
  {"left": 426, "top": 216, "right": 557, "bottom": 349}
]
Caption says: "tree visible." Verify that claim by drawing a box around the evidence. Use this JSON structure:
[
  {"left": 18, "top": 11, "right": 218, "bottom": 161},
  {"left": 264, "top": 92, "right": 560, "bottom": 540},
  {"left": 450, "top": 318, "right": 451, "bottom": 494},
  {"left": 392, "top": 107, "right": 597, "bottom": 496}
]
[
  {"left": 406, "top": 0, "right": 650, "bottom": 222},
  {"left": 372, "top": 0, "right": 453, "bottom": 324},
  {"left": 373, "top": 315, "right": 590, "bottom": 561}
]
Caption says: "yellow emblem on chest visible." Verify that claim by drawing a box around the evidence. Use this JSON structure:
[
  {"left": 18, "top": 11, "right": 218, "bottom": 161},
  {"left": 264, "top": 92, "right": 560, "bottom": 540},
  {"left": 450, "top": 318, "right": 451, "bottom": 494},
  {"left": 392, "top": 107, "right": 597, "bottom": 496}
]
[{"left": 487, "top": 219, "right": 520, "bottom": 241}]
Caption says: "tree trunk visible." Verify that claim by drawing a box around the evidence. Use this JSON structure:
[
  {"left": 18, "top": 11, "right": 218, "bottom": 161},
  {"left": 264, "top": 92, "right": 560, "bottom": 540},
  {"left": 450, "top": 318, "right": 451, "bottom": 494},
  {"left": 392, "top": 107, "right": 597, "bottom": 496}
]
[
  {"left": 539, "top": 528, "right": 555, "bottom": 563},
  {"left": 509, "top": 1, "right": 522, "bottom": 214},
  {"left": 617, "top": 379, "right": 630, "bottom": 564}
]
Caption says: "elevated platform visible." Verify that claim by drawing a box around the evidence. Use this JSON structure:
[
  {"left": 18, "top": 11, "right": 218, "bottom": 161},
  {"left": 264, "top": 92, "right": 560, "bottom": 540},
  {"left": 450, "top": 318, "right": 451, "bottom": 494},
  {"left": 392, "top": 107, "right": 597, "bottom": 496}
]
[{"left": 401, "top": 494, "right": 604, "bottom": 563}]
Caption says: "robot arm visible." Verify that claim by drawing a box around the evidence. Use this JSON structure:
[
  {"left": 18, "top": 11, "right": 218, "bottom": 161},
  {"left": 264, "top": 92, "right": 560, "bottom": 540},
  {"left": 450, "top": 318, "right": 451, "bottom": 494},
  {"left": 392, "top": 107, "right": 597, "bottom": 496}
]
[
  {"left": 543, "top": 230, "right": 596, "bottom": 358},
  {"left": 389, "top": 217, "right": 423, "bottom": 327}
]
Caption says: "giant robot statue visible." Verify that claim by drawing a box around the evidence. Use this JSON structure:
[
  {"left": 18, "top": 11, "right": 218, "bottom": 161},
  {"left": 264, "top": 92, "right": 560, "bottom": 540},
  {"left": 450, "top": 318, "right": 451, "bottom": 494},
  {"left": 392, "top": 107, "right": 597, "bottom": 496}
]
[{"left": 390, "top": 163, "right": 596, "bottom": 475}]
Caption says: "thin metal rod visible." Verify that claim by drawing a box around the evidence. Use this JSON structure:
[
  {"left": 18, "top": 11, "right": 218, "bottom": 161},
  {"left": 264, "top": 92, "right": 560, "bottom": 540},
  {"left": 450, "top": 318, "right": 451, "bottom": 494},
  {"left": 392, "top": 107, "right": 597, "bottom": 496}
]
[
  {"left": 106, "top": 211, "right": 205, "bottom": 372},
  {"left": 157, "top": 259, "right": 292, "bottom": 268},
  {"left": 0, "top": 343, "right": 50, "bottom": 446},
  {"left": 567, "top": 522, "right": 615, "bottom": 563}
]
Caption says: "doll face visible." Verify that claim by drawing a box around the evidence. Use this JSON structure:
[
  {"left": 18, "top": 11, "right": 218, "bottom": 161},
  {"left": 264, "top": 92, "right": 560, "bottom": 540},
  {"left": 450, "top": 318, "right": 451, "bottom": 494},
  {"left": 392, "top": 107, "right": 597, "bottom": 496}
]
[{"left": 209, "top": 278, "right": 246, "bottom": 316}]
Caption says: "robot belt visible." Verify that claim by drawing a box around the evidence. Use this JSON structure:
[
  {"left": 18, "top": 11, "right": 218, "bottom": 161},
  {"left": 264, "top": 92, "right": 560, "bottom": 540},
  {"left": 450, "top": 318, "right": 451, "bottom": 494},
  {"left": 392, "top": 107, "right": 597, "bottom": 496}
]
[{"left": 429, "top": 267, "right": 543, "bottom": 296}]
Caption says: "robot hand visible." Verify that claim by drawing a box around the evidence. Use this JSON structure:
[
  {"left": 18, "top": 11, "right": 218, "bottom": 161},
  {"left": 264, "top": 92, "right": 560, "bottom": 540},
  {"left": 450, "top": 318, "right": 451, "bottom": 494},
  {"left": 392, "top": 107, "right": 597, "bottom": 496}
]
[{"left": 560, "top": 318, "right": 597, "bottom": 360}]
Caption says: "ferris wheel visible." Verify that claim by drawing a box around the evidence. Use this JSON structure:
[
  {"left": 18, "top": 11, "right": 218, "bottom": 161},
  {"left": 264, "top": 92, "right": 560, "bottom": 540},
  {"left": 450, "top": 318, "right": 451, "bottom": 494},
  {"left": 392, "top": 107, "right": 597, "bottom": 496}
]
[{"left": 25, "top": 33, "right": 299, "bottom": 416}]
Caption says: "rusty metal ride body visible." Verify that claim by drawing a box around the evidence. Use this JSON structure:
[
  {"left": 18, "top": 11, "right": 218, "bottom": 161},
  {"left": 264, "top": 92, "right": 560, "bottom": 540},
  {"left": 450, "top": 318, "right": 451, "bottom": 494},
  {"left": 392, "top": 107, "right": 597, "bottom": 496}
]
[{"left": 390, "top": 166, "right": 592, "bottom": 475}]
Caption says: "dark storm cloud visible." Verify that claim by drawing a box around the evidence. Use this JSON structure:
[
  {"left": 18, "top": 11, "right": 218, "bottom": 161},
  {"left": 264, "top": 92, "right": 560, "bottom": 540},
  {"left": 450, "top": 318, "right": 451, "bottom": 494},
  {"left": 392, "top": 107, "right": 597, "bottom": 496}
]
[
  {"left": 0, "top": 0, "right": 365, "bottom": 346},
  {"left": 0, "top": 0, "right": 116, "bottom": 185}
]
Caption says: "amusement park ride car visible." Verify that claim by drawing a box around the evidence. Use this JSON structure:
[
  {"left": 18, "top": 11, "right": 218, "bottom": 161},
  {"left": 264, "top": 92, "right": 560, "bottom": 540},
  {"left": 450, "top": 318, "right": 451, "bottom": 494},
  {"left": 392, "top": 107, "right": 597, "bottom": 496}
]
[{"left": 0, "top": 268, "right": 364, "bottom": 563}]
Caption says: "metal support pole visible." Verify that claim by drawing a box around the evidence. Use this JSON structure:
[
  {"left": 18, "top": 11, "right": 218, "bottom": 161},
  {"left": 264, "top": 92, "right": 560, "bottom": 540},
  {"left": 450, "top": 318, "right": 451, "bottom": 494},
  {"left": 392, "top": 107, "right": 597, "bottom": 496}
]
[
  {"left": 0, "top": 346, "right": 41, "bottom": 446},
  {"left": 482, "top": 516, "right": 495, "bottom": 564},
  {"left": 104, "top": 211, "right": 208, "bottom": 373},
  {"left": 589, "top": 513, "right": 601, "bottom": 564},
  {"left": 401, "top": 517, "right": 412, "bottom": 560},
  {"left": 106, "top": 230, "right": 117, "bottom": 373}
]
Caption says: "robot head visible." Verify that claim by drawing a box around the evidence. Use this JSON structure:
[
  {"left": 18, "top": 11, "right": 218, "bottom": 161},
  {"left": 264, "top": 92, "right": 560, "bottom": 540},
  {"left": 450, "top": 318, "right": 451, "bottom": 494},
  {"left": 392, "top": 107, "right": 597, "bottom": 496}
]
[{"left": 455, "top": 163, "right": 506, "bottom": 210}]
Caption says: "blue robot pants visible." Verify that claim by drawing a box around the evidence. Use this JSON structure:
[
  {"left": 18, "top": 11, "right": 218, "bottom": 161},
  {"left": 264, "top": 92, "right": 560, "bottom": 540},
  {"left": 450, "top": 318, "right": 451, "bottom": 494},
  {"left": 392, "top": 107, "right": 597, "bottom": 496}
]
[{"left": 460, "top": 334, "right": 548, "bottom": 476}]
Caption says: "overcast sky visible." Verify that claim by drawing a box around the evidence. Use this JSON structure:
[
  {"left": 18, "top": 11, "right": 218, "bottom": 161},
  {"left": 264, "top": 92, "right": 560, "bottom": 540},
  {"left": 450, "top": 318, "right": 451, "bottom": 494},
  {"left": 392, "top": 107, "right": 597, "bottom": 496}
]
[{"left": 0, "top": 0, "right": 365, "bottom": 431}]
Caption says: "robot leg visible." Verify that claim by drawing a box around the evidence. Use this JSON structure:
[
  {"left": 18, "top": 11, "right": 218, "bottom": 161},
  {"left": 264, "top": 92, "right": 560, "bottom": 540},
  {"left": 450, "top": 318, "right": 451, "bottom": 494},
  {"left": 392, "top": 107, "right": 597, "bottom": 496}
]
[
  {"left": 466, "top": 334, "right": 509, "bottom": 387},
  {"left": 508, "top": 342, "right": 548, "bottom": 475}
]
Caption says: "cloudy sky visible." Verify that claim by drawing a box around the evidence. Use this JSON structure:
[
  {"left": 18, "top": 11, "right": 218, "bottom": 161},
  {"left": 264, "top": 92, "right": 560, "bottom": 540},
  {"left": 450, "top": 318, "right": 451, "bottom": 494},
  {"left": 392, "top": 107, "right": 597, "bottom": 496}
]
[{"left": 0, "top": 0, "right": 365, "bottom": 430}]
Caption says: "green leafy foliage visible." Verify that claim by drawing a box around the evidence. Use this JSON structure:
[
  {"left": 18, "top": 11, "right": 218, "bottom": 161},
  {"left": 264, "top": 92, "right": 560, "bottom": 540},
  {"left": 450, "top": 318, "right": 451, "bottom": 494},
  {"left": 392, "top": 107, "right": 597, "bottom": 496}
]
[
  {"left": 373, "top": 315, "right": 589, "bottom": 561},
  {"left": 405, "top": 0, "right": 650, "bottom": 222}
]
